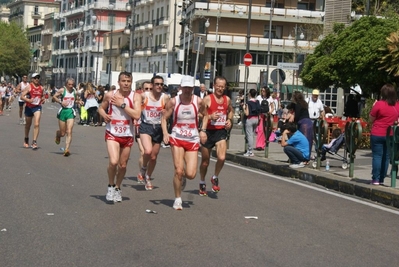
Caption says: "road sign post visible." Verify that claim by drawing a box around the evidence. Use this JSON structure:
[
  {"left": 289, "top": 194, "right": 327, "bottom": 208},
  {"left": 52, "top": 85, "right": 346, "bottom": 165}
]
[{"left": 244, "top": 53, "right": 252, "bottom": 67}]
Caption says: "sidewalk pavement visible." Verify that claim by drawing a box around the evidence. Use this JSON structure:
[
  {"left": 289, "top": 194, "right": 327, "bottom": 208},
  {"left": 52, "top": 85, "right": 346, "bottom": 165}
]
[{"left": 215, "top": 127, "right": 399, "bottom": 209}]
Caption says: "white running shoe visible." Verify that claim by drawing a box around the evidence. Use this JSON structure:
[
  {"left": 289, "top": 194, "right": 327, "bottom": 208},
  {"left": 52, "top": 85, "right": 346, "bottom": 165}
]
[
  {"left": 243, "top": 151, "right": 254, "bottom": 157},
  {"left": 145, "top": 175, "right": 153, "bottom": 190},
  {"left": 113, "top": 188, "right": 122, "bottom": 202},
  {"left": 173, "top": 199, "right": 183, "bottom": 210},
  {"left": 106, "top": 186, "right": 115, "bottom": 202}
]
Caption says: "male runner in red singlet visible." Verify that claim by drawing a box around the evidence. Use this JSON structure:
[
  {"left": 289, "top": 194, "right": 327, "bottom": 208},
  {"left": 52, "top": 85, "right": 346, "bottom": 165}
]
[
  {"left": 199, "top": 76, "right": 234, "bottom": 196},
  {"left": 162, "top": 75, "right": 207, "bottom": 210},
  {"left": 98, "top": 72, "right": 142, "bottom": 203},
  {"left": 20, "top": 73, "right": 45, "bottom": 150}
]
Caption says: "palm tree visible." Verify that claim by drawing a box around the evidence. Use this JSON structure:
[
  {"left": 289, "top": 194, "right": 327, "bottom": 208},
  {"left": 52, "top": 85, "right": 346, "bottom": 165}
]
[{"left": 379, "top": 31, "right": 399, "bottom": 77}]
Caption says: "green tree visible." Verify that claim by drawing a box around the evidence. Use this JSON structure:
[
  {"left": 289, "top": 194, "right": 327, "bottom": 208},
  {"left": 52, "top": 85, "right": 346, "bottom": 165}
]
[
  {"left": 379, "top": 31, "right": 399, "bottom": 77},
  {"left": 0, "top": 21, "right": 31, "bottom": 76},
  {"left": 300, "top": 16, "right": 399, "bottom": 95}
]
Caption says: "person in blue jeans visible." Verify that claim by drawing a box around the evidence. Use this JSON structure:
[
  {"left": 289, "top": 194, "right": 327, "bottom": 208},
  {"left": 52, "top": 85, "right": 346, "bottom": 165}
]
[
  {"left": 369, "top": 83, "right": 399, "bottom": 185},
  {"left": 280, "top": 122, "right": 310, "bottom": 168}
]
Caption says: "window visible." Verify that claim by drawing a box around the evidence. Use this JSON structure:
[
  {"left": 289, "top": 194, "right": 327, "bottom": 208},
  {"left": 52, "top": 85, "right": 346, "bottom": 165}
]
[
  {"left": 321, "top": 88, "right": 338, "bottom": 114},
  {"left": 34, "top": 6, "right": 39, "bottom": 15},
  {"left": 108, "top": 14, "right": 115, "bottom": 26},
  {"left": 265, "top": 1, "right": 284, "bottom": 8},
  {"left": 34, "top": 19, "right": 38, "bottom": 26},
  {"left": 264, "top": 25, "right": 282, "bottom": 39}
]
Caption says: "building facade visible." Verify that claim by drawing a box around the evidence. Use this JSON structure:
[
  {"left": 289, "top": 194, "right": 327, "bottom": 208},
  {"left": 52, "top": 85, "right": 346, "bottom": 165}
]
[{"left": 6, "top": 0, "right": 353, "bottom": 116}]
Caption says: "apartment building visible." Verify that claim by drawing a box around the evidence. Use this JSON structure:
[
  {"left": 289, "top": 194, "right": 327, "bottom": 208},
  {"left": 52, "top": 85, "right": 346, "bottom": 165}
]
[
  {"left": 8, "top": 0, "right": 58, "bottom": 28},
  {"left": 7, "top": 0, "right": 353, "bottom": 112},
  {"left": 0, "top": 5, "right": 10, "bottom": 22}
]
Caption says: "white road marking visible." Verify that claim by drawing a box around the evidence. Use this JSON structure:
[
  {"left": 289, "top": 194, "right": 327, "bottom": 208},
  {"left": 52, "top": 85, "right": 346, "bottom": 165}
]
[{"left": 218, "top": 159, "right": 399, "bottom": 215}]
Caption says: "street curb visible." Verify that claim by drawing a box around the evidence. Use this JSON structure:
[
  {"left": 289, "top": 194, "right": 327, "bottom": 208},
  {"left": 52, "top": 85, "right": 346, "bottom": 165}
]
[{"left": 215, "top": 150, "right": 399, "bottom": 209}]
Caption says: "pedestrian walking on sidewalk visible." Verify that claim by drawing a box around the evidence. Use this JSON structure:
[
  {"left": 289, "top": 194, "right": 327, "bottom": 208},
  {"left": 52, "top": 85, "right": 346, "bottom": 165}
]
[
  {"left": 255, "top": 86, "right": 272, "bottom": 150},
  {"left": 243, "top": 88, "right": 261, "bottom": 157},
  {"left": 369, "top": 83, "right": 399, "bottom": 185}
]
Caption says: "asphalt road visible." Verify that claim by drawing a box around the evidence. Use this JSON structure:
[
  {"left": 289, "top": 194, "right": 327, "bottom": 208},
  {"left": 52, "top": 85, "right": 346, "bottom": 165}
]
[{"left": 1, "top": 102, "right": 399, "bottom": 267}]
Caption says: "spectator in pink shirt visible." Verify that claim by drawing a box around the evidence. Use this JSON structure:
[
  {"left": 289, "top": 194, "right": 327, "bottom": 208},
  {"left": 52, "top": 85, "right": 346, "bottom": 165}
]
[{"left": 369, "top": 84, "right": 399, "bottom": 185}]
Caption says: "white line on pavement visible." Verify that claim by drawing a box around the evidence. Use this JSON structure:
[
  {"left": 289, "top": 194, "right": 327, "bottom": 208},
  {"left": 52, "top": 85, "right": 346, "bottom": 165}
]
[{"left": 218, "top": 159, "right": 399, "bottom": 216}]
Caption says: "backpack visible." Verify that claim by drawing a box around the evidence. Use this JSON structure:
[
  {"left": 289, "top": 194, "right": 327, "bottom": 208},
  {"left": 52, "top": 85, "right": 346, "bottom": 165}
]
[{"left": 260, "top": 99, "right": 269, "bottom": 114}]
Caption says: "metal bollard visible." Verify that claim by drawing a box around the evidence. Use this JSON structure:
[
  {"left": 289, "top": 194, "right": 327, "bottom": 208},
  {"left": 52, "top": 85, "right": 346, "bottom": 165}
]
[
  {"left": 344, "top": 119, "right": 362, "bottom": 178},
  {"left": 386, "top": 123, "right": 399, "bottom": 188},
  {"left": 312, "top": 119, "right": 328, "bottom": 169}
]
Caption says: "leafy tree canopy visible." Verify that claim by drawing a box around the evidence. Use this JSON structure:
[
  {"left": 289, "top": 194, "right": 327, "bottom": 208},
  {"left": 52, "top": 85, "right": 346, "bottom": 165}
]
[
  {"left": 0, "top": 21, "right": 31, "bottom": 77},
  {"left": 300, "top": 16, "right": 399, "bottom": 95}
]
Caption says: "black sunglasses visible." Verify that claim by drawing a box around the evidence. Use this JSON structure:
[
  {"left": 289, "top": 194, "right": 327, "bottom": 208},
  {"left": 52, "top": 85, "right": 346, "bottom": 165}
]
[
  {"left": 154, "top": 83, "right": 164, "bottom": 86},
  {"left": 33, "top": 77, "right": 40, "bottom": 79}
]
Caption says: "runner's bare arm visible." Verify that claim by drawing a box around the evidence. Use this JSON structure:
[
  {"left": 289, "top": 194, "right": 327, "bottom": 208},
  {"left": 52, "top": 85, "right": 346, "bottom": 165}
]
[
  {"left": 15, "top": 83, "right": 21, "bottom": 94},
  {"left": 198, "top": 97, "right": 208, "bottom": 143},
  {"left": 199, "top": 96, "right": 209, "bottom": 130},
  {"left": 20, "top": 85, "right": 32, "bottom": 103},
  {"left": 225, "top": 97, "right": 234, "bottom": 129},
  {"left": 52, "top": 88, "right": 64, "bottom": 104},
  {"left": 161, "top": 97, "right": 175, "bottom": 144},
  {"left": 98, "top": 91, "right": 112, "bottom": 123}
]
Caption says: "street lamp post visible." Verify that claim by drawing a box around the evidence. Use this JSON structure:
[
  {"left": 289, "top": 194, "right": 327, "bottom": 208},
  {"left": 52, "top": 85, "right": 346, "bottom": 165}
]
[
  {"left": 108, "top": 3, "right": 115, "bottom": 86},
  {"left": 185, "top": 26, "right": 192, "bottom": 75},
  {"left": 193, "top": 20, "right": 209, "bottom": 82},
  {"left": 213, "top": 0, "right": 220, "bottom": 80},
  {"left": 265, "top": 0, "right": 275, "bottom": 91},
  {"left": 171, "top": 0, "right": 177, "bottom": 73},
  {"left": 292, "top": 25, "right": 304, "bottom": 90},
  {"left": 243, "top": 0, "right": 252, "bottom": 102},
  {"left": 126, "top": 1, "right": 136, "bottom": 73},
  {"left": 74, "top": 20, "right": 84, "bottom": 86},
  {"left": 94, "top": 30, "right": 100, "bottom": 85}
]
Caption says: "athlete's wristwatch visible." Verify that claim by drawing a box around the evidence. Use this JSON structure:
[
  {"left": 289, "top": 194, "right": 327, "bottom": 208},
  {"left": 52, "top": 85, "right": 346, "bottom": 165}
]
[
  {"left": 120, "top": 103, "right": 126, "bottom": 109},
  {"left": 200, "top": 129, "right": 206, "bottom": 132}
]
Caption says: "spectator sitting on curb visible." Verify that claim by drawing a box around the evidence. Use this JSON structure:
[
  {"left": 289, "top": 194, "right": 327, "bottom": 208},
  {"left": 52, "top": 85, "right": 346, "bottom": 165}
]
[{"left": 280, "top": 122, "right": 309, "bottom": 169}]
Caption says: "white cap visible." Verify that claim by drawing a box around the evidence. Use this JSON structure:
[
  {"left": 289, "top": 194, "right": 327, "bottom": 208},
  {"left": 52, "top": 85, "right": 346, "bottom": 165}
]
[
  {"left": 32, "top": 73, "right": 40, "bottom": 78},
  {"left": 180, "top": 75, "right": 195, "bottom": 87},
  {"left": 350, "top": 84, "right": 362, "bottom": 95}
]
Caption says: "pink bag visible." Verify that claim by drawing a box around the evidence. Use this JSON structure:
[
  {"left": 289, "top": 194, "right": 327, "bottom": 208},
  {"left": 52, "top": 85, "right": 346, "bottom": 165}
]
[{"left": 269, "top": 131, "right": 276, "bottom": 142}]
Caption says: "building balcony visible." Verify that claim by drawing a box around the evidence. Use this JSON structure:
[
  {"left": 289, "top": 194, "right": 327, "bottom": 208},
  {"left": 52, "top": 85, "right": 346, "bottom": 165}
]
[
  {"left": 31, "top": 12, "right": 42, "bottom": 19},
  {"left": 144, "top": 21, "right": 153, "bottom": 31},
  {"left": 89, "top": 2, "right": 131, "bottom": 12},
  {"left": 41, "top": 29, "right": 52, "bottom": 35},
  {"left": 9, "top": 11, "right": 23, "bottom": 19},
  {"left": 201, "top": 33, "right": 318, "bottom": 53},
  {"left": 52, "top": 68, "right": 65, "bottom": 74},
  {"left": 134, "top": 50, "right": 144, "bottom": 56},
  {"left": 188, "top": 2, "right": 324, "bottom": 24}
]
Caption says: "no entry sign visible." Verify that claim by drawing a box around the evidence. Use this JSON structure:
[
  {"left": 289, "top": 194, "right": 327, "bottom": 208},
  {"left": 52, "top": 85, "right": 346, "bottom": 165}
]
[{"left": 243, "top": 53, "right": 252, "bottom": 67}]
